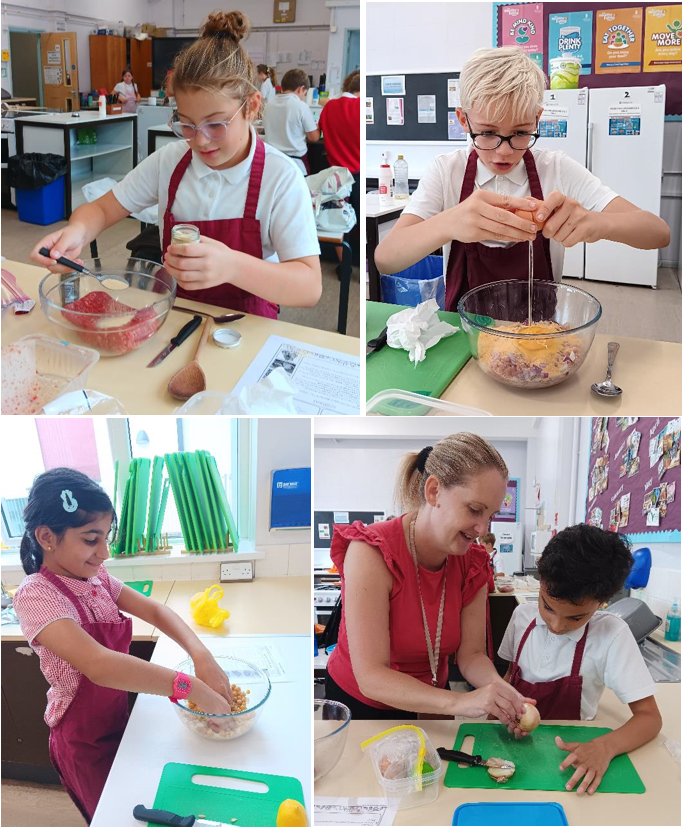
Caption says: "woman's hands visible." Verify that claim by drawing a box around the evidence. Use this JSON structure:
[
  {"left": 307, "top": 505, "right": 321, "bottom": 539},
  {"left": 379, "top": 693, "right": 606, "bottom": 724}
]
[
  {"left": 453, "top": 679, "right": 533, "bottom": 729},
  {"left": 163, "top": 237, "right": 236, "bottom": 292},
  {"left": 556, "top": 734, "right": 614, "bottom": 795}
]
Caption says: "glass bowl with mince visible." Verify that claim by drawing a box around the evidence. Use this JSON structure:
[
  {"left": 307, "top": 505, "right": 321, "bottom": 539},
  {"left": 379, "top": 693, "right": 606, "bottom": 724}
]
[
  {"left": 39, "top": 257, "right": 176, "bottom": 357},
  {"left": 172, "top": 655, "right": 271, "bottom": 741},
  {"left": 458, "top": 280, "right": 602, "bottom": 389}
]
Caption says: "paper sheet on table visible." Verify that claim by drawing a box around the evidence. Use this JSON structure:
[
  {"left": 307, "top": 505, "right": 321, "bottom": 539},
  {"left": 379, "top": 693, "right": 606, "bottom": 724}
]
[
  {"left": 230, "top": 335, "right": 361, "bottom": 414},
  {"left": 202, "top": 638, "right": 291, "bottom": 682},
  {"left": 314, "top": 798, "right": 397, "bottom": 826}
]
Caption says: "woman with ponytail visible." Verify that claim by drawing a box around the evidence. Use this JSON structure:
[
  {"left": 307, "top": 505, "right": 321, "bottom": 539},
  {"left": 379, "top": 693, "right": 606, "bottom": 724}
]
[
  {"left": 326, "top": 432, "right": 536, "bottom": 725},
  {"left": 13, "top": 468, "right": 237, "bottom": 824}
]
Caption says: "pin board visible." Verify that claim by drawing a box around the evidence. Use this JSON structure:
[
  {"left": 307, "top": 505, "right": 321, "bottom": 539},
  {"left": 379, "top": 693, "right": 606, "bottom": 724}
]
[
  {"left": 366, "top": 71, "right": 463, "bottom": 142},
  {"left": 586, "top": 417, "right": 681, "bottom": 542},
  {"left": 270, "top": 467, "right": 311, "bottom": 530},
  {"left": 314, "top": 510, "right": 386, "bottom": 549}
]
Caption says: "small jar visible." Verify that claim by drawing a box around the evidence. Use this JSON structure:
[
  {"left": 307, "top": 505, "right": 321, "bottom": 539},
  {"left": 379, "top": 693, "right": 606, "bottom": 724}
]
[{"left": 171, "top": 224, "right": 200, "bottom": 245}]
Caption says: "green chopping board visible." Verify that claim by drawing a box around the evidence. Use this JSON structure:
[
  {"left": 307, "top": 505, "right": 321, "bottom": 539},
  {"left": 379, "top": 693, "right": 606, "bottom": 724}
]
[
  {"left": 366, "top": 301, "right": 472, "bottom": 402},
  {"left": 124, "top": 581, "right": 153, "bottom": 597},
  {"left": 444, "top": 724, "right": 645, "bottom": 794},
  {"left": 145, "top": 762, "right": 305, "bottom": 826}
]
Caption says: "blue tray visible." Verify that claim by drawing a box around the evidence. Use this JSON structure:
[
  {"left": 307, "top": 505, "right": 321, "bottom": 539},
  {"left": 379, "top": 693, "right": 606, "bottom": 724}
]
[{"left": 453, "top": 802, "right": 568, "bottom": 825}]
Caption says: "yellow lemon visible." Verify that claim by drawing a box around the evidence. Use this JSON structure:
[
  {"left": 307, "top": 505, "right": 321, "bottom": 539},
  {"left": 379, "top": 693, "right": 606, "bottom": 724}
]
[{"left": 276, "top": 798, "right": 308, "bottom": 827}]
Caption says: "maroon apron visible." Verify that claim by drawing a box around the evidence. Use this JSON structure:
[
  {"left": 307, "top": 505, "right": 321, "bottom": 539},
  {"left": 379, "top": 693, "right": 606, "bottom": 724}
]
[
  {"left": 40, "top": 566, "right": 132, "bottom": 824},
  {"left": 162, "top": 136, "right": 278, "bottom": 319},
  {"left": 445, "top": 149, "right": 554, "bottom": 312},
  {"left": 509, "top": 617, "right": 589, "bottom": 720}
]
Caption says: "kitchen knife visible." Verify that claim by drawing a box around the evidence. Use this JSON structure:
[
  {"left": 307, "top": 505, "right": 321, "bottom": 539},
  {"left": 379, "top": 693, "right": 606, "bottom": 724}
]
[
  {"left": 133, "top": 804, "right": 229, "bottom": 827},
  {"left": 366, "top": 326, "right": 388, "bottom": 356},
  {"left": 147, "top": 315, "right": 203, "bottom": 367},
  {"left": 437, "top": 747, "right": 514, "bottom": 770}
]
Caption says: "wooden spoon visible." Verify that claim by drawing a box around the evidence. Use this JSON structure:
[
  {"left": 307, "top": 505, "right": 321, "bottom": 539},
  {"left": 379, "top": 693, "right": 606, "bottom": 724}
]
[{"left": 167, "top": 317, "right": 212, "bottom": 400}]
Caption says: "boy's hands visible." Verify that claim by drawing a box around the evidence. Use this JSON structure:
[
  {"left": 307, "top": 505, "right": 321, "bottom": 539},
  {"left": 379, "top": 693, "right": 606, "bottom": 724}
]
[
  {"left": 538, "top": 191, "right": 608, "bottom": 247},
  {"left": 556, "top": 734, "right": 614, "bottom": 795}
]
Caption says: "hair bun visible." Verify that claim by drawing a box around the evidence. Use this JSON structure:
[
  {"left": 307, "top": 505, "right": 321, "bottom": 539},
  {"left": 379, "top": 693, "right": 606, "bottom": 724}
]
[{"left": 202, "top": 10, "right": 250, "bottom": 42}]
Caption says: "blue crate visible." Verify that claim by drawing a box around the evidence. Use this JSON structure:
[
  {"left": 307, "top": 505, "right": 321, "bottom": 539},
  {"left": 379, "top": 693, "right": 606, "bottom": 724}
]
[{"left": 15, "top": 176, "right": 65, "bottom": 225}]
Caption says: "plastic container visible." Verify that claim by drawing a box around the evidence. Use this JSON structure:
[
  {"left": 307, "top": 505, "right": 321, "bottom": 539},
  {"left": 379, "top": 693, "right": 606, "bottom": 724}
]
[
  {"left": 665, "top": 602, "right": 681, "bottom": 642},
  {"left": 452, "top": 801, "right": 568, "bottom": 825},
  {"left": 393, "top": 155, "right": 409, "bottom": 200},
  {"left": 172, "top": 655, "right": 271, "bottom": 741},
  {"left": 98, "top": 94, "right": 107, "bottom": 116},
  {"left": 549, "top": 56, "right": 581, "bottom": 90},
  {"left": 39, "top": 257, "right": 176, "bottom": 357},
  {"left": 362, "top": 725, "right": 443, "bottom": 811},
  {"left": 366, "top": 389, "right": 491, "bottom": 417},
  {"left": 378, "top": 162, "right": 392, "bottom": 206},
  {"left": 495, "top": 576, "right": 515, "bottom": 594},
  {"left": 314, "top": 699, "right": 351, "bottom": 781},
  {"left": 16, "top": 176, "right": 65, "bottom": 225},
  {"left": 1, "top": 334, "right": 100, "bottom": 415},
  {"left": 380, "top": 254, "right": 446, "bottom": 309},
  {"left": 457, "top": 280, "right": 602, "bottom": 389}
]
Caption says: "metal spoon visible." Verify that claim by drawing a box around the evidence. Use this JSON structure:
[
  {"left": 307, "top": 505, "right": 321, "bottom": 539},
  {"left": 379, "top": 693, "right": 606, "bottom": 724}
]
[
  {"left": 173, "top": 304, "right": 245, "bottom": 324},
  {"left": 591, "top": 341, "right": 622, "bottom": 397},
  {"left": 39, "top": 247, "right": 129, "bottom": 289}
]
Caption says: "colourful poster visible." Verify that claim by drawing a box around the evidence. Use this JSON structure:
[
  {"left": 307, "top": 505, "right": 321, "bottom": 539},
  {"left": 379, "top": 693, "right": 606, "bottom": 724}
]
[
  {"left": 644, "top": 5, "right": 682, "bottom": 72},
  {"left": 548, "top": 11, "right": 594, "bottom": 73},
  {"left": 500, "top": 4, "right": 544, "bottom": 68},
  {"left": 595, "top": 7, "right": 644, "bottom": 74}
]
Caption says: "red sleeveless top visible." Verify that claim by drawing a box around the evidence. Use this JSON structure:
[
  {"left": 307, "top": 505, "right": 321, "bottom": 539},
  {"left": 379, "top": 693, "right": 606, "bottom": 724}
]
[{"left": 328, "top": 516, "right": 489, "bottom": 709}]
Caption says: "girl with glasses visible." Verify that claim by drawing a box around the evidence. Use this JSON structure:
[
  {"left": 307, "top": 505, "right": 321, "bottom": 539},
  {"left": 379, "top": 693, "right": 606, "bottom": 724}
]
[
  {"left": 375, "top": 46, "right": 669, "bottom": 311},
  {"left": 31, "top": 11, "right": 322, "bottom": 318}
]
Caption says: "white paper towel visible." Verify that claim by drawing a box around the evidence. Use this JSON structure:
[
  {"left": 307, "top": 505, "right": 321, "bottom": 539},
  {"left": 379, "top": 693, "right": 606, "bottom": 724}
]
[{"left": 386, "top": 299, "right": 459, "bottom": 365}]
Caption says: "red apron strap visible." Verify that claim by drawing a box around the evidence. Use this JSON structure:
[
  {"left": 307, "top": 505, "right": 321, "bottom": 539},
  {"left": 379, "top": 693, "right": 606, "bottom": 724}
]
[
  {"left": 514, "top": 618, "right": 537, "bottom": 665},
  {"left": 522, "top": 149, "right": 545, "bottom": 201},
  {"left": 39, "top": 565, "right": 89, "bottom": 625},
  {"left": 165, "top": 148, "right": 193, "bottom": 219},
  {"left": 244, "top": 138, "right": 266, "bottom": 220},
  {"left": 570, "top": 623, "right": 590, "bottom": 676},
  {"left": 459, "top": 149, "right": 479, "bottom": 202}
]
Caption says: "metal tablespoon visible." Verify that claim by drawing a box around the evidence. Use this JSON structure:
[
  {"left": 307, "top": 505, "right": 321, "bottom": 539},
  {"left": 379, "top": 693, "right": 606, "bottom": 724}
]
[
  {"left": 39, "top": 247, "right": 129, "bottom": 289},
  {"left": 591, "top": 341, "right": 622, "bottom": 397},
  {"left": 173, "top": 304, "right": 245, "bottom": 324}
]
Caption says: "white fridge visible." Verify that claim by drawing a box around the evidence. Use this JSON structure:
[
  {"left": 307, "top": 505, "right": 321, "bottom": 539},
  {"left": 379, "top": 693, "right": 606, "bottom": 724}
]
[{"left": 540, "top": 85, "right": 666, "bottom": 287}]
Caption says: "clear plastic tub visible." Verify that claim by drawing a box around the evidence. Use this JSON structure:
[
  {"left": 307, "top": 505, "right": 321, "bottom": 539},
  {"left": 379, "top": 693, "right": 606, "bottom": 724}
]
[
  {"left": 314, "top": 699, "right": 351, "bottom": 781},
  {"left": 1, "top": 334, "right": 100, "bottom": 415},
  {"left": 366, "top": 388, "right": 491, "bottom": 417},
  {"left": 361, "top": 725, "right": 443, "bottom": 811}
]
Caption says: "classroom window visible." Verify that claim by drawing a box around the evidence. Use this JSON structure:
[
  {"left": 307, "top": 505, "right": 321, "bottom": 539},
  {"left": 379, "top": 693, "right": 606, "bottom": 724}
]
[{"left": 1, "top": 418, "right": 253, "bottom": 552}]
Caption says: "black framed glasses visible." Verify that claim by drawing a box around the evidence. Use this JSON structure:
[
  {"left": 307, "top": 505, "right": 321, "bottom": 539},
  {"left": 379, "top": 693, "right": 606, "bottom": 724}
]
[
  {"left": 168, "top": 100, "right": 247, "bottom": 141},
  {"left": 465, "top": 114, "right": 539, "bottom": 151}
]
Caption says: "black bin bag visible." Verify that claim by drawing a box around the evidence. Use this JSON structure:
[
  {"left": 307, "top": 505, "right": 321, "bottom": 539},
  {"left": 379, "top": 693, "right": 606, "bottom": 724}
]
[{"left": 7, "top": 153, "right": 67, "bottom": 190}]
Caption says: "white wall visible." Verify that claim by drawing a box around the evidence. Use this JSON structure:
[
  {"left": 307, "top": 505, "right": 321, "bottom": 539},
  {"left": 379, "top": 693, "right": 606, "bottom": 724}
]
[
  {"left": 326, "top": 2, "right": 360, "bottom": 96},
  {"left": 254, "top": 418, "right": 311, "bottom": 578}
]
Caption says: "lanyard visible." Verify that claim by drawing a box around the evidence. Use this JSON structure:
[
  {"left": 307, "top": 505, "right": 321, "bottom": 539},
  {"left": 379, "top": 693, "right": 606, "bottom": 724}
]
[{"left": 407, "top": 514, "right": 447, "bottom": 687}]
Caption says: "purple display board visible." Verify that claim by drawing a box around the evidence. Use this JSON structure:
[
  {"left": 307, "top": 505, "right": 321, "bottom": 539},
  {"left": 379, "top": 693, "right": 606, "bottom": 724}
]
[
  {"left": 586, "top": 416, "right": 681, "bottom": 538},
  {"left": 492, "top": 478, "right": 520, "bottom": 523},
  {"left": 496, "top": 2, "right": 682, "bottom": 116}
]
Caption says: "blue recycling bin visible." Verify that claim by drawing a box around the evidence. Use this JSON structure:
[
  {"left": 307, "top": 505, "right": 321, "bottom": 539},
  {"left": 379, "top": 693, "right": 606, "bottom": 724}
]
[
  {"left": 380, "top": 254, "right": 446, "bottom": 309},
  {"left": 15, "top": 176, "right": 65, "bottom": 226}
]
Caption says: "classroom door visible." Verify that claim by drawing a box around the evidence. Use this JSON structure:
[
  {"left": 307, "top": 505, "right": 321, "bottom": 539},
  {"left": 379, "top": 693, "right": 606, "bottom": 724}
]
[
  {"left": 343, "top": 29, "right": 360, "bottom": 78},
  {"left": 40, "top": 33, "right": 80, "bottom": 112}
]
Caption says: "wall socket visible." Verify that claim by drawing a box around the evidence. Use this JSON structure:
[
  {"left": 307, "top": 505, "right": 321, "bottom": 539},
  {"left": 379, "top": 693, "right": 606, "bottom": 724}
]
[{"left": 220, "top": 561, "right": 255, "bottom": 582}]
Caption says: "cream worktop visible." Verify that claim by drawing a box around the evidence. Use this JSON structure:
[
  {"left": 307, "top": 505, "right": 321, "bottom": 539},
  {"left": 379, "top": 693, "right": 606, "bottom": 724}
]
[{"left": 316, "top": 684, "right": 681, "bottom": 825}]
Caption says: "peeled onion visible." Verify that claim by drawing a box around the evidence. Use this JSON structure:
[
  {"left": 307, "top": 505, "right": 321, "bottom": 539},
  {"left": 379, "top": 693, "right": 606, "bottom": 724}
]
[
  {"left": 517, "top": 703, "right": 541, "bottom": 732},
  {"left": 486, "top": 756, "right": 516, "bottom": 783}
]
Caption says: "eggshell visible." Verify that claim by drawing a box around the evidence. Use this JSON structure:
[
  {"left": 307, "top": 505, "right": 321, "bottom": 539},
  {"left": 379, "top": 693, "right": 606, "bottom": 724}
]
[{"left": 515, "top": 209, "right": 546, "bottom": 230}]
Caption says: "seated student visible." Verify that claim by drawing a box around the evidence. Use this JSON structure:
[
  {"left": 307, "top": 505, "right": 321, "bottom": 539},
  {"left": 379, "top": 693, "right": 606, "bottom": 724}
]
[
  {"left": 257, "top": 64, "right": 277, "bottom": 103},
  {"left": 375, "top": 46, "right": 670, "bottom": 311},
  {"left": 499, "top": 524, "right": 661, "bottom": 795},
  {"left": 31, "top": 11, "right": 321, "bottom": 318},
  {"left": 263, "top": 68, "right": 320, "bottom": 174}
]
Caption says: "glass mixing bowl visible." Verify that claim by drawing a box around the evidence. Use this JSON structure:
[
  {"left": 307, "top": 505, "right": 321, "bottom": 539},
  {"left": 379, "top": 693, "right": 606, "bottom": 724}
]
[
  {"left": 39, "top": 257, "right": 176, "bottom": 357},
  {"left": 314, "top": 699, "right": 351, "bottom": 781},
  {"left": 172, "top": 655, "right": 271, "bottom": 741},
  {"left": 458, "top": 280, "right": 602, "bottom": 389}
]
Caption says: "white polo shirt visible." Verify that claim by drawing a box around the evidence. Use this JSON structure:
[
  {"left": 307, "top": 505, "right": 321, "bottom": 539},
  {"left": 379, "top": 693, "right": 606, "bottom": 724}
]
[
  {"left": 112, "top": 126, "right": 320, "bottom": 263},
  {"left": 263, "top": 93, "right": 317, "bottom": 159},
  {"left": 498, "top": 602, "right": 656, "bottom": 720},
  {"left": 260, "top": 77, "right": 275, "bottom": 103},
  {"left": 403, "top": 147, "right": 618, "bottom": 281}
]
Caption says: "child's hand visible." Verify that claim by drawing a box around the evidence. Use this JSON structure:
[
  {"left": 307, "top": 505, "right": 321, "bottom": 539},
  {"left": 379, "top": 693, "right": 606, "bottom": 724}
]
[
  {"left": 192, "top": 651, "right": 235, "bottom": 708},
  {"left": 30, "top": 225, "right": 88, "bottom": 273},
  {"left": 538, "top": 191, "right": 607, "bottom": 247},
  {"left": 187, "top": 676, "right": 232, "bottom": 715},
  {"left": 163, "top": 236, "right": 236, "bottom": 291},
  {"left": 556, "top": 734, "right": 613, "bottom": 795},
  {"left": 451, "top": 190, "right": 538, "bottom": 244}
]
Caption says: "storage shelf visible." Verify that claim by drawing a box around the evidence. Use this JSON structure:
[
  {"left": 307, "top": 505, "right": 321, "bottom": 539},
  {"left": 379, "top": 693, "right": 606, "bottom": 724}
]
[
  {"left": 71, "top": 172, "right": 126, "bottom": 210},
  {"left": 71, "top": 143, "right": 133, "bottom": 161}
]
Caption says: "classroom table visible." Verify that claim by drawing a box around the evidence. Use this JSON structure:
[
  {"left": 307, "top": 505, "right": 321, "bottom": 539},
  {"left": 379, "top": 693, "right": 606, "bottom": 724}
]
[
  {"left": 314, "top": 682, "right": 681, "bottom": 826},
  {"left": 2, "top": 261, "right": 360, "bottom": 414},
  {"left": 365, "top": 191, "right": 410, "bottom": 301}
]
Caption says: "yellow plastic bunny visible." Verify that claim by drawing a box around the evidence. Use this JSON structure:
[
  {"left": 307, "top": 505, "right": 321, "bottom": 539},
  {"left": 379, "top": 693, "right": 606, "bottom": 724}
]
[{"left": 190, "top": 584, "right": 231, "bottom": 629}]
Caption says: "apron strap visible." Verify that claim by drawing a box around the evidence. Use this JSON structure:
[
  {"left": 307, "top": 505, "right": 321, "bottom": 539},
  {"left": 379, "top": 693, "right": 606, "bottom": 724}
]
[
  {"left": 522, "top": 149, "right": 545, "bottom": 201},
  {"left": 39, "top": 565, "right": 89, "bottom": 625},
  {"left": 570, "top": 623, "right": 590, "bottom": 676},
  {"left": 244, "top": 137, "right": 266, "bottom": 220},
  {"left": 165, "top": 148, "right": 194, "bottom": 222},
  {"left": 513, "top": 617, "right": 536, "bottom": 665},
  {"left": 459, "top": 149, "right": 479, "bottom": 203}
]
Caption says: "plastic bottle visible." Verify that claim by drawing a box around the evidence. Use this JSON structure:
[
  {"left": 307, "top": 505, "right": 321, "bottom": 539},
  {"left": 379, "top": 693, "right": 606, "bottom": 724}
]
[
  {"left": 665, "top": 601, "right": 681, "bottom": 642},
  {"left": 393, "top": 155, "right": 409, "bottom": 200},
  {"left": 98, "top": 94, "right": 107, "bottom": 117},
  {"left": 378, "top": 159, "right": 392, "bottom": 207}
]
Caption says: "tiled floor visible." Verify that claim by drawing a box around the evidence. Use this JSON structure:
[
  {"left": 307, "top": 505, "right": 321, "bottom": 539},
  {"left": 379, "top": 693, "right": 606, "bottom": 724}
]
[{"left": 2, "top": 779, "right": 83, "bottom": 827}]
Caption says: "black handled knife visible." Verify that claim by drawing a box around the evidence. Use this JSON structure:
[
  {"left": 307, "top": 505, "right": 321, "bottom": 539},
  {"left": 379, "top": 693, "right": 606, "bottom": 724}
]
[{"left": 147, "top": 315, "right": 203, "bottom": 367}]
